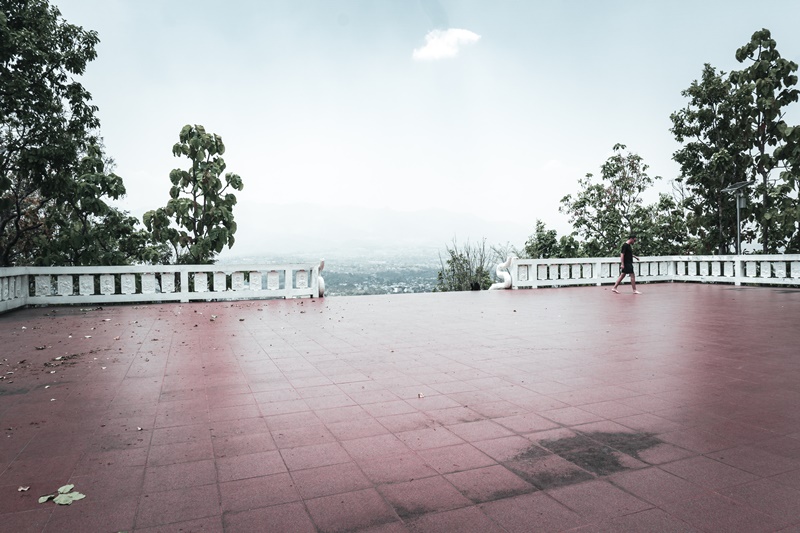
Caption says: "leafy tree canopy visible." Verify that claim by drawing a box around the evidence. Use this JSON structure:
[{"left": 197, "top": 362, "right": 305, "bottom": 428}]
[
  {"left": 730, "top": 28, "right": 800, "bottom": 252},
  {"left": 144, "top": 125, "right": 244, "bottom": 264},
  {"left": 1, "top": 0, "right": 157, "bottom": 266}
]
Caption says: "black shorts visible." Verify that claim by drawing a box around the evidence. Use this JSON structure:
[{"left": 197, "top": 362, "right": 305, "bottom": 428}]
[{"left": 621, "top": 263, "right": 634, "bottom": 274}]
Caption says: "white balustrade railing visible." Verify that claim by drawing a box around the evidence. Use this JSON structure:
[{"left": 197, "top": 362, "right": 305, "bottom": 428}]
[
  {"left": 0, "top": 262, "right": 324, "bottom": 314},
  {"left": 498, "top": 255, "right": 800, "bottom": 290}
]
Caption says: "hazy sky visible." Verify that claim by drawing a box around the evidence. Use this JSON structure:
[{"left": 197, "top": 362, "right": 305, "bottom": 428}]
[{"left": 53, "top": 0, "right": 800, "bottom": 254}]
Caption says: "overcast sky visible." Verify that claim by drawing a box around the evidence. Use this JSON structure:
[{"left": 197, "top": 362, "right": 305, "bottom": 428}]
[{"left": 53, "top": 0, "right": 800, "bottom": 255}]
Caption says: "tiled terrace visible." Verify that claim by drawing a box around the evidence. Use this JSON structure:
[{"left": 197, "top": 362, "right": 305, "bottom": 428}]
[{"left": 1, "top": 283, "right": 800, "bottom": 532}]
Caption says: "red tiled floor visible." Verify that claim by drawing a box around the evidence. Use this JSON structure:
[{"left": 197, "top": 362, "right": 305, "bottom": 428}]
[
  {"left": 223, "top": 502, "right": 315, "bottom": 533},
  {"left": 3, "top": 284, "right": 800, "bottom": 531},
  {"left": 378, "top": 475, "right": 473, "bottom": 519},
  {"left": 660, "top": 456, "right": 760, "bottom": 490},
  {"left": 445, "top": 464, "right": 535, "bottom": 503},
  {"left": 280, "top": 441, "right": 350, "bottom": 471},
  {"left": 406, "top": 505, "right": 506, "bottom": 533},
  {"left": 45, "top": 496, "right": 139, "bottom": 533},
  {"left": 659, "top": 491, "right": 786, "bottom": 533},
  {"left": 417, "top": 443, "right": 497, "bottom": 474},
  {"left": 143, "top": 459, "right": 216, "bottom": 492},
  {"left": 719, "top": 478, "right": 800, "bottom": 527},
  {"left": 707, "top": 445, "right": 800, "bottom": 476},
  {"left": 215, "top": 449, "right": 286, "bottom": 482},
  {"left": 547, "top": 479, "right": 653, "bottom": 519},
  {"left": 136, "top": 515, "right": 224, "bottom": 532},
  {"left": 291, "top": 461, "right": 372, "bottom": 499},
  {"left": 212, "top": 431, "right": 276, "bottom": 457},
  {"left": 218, "top": 472, "right": 300, "bottom": 513},
  {"left": 573, "top": 508, "right": 699, "bottom": 532},
  {"left": 305, "top": 488, "right": 399, "bottom": 532},
  {"left": 480, "top": 491, "right": 586, "bottom": 532},
  {"left": 358, "top": 452, "right": 439, "bottom": 484},
  {"left": 136, "top": 484, "right": 221, "bottom": 529}
]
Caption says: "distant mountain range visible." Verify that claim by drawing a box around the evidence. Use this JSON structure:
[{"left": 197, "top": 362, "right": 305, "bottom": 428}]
[{"left": 222, "top": 202, "right": 532, "bottom": 260}]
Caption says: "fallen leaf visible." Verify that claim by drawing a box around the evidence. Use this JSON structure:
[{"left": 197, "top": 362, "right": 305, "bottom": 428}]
[
  {"left": 54, "top": 492, "right": 85, "bottom": 505},
  {"left": 39, "top": 494, "right": 56, "bottom": 504},
  {"left": 57, "top": 484, "right": 74, "bottom": 494},
  {"left": 18, "top": 486, "right": 29, "bottom": 492}
]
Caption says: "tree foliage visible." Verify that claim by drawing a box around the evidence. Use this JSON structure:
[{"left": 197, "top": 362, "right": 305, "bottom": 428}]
[
  {"left": 1, "top": 0, "right": 159, "bottom": 266},
  {"left": 521, "top": 220, "right": 584, "bottom": 259},
  {"left": 730, "top": 28, "right": 800, "bottom": 252},
  {"left": 671, "top": 64, "right": 753, "bottom": 254},
  {"left": 559, "top": 144, "right": 657, "bottom": 256},
  {"left": 1, "top": 0, "right": 100, "bottom": 265},
  {"left": 436, "top": 238, "right": 493, "bottom": 291},
  {"left": 32, "top": 144, "right": 170, "bottom": 265},
  {"left": 671, "top": 29, "right": 800, "bottom": 253},
  {"left": 144, "top": 125, "right": 243, "bottom": 264},
  {"left": 559, "top": 145, "right": 696, "bottom": 257}
]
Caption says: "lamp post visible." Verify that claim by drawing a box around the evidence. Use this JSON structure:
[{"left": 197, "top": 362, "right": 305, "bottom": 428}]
[{"left": 722, "top": 181, "right": 751, "bottom": 255}]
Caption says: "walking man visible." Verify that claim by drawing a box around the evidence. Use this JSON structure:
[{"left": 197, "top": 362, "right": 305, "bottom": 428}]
[{"left": 612, "top": 235, "right": 641, "bottom": 294}]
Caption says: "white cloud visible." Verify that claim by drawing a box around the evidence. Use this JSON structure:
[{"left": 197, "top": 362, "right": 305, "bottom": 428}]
[{"left": 412, "top": 28, "right": 481, "bottom": 61}]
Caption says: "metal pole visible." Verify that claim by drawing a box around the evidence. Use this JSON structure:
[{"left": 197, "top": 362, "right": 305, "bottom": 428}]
[{"left": 736, "top": 192, "right": 741, "bottom": 256}]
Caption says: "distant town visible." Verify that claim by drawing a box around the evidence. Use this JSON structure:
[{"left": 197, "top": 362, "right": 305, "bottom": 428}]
[{"left": 221, "top": 247, "right": 443, "bottom": 296}]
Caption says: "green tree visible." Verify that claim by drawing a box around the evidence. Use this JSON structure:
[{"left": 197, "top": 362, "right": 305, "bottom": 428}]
[
  {"left": 671, "top": 64, "right": 753, "bottom": 254},
  {"left": 144, "top": 125, "right": 244, "bottom": 264},
  {"left": 31, "top": 144, "right": 170, "bottom": 266},
  {"left": 731, "top": 28, "right": 800, "bottom": 252},
  {"left": 0, "top": 0, "right": 103, "bottom": 266},
  {"left": 520, "top": 219, "right": 584, "bottom": 259},
  {"left": 636, "top": 192, "right": 699, "bottom": 255},
  {"left": 776, "top": 122, "right": 800, "bottom": 251},
  {"left": 523, "top": 220, "right": 559, "bottom": 258},
  {"left": 560, "top": 144, "right": 656, "bottom": 256},
  {"left": 436, "top": 238, "right": 493, "bottom": 291}
]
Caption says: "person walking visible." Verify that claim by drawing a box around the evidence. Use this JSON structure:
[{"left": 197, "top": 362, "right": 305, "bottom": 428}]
[{"left": 611, "top": 235, "right": 641, "bottom": 294}]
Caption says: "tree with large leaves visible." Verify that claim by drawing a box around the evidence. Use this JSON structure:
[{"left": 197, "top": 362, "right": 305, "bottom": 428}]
[
  {"left": 671, "top": 64, "right": 754, "bottom": 254},
  {"left": 144, "top": 125, "right": 243, "bottom": 264},
  {"left": 731, "top": 28, "right": 800, "bottom": 252}
]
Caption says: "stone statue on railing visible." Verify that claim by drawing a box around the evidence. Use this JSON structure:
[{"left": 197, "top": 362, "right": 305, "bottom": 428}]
[
  {"left": 489, "top": 256, "right": 515, "bottom": 290},
  {"left": 318, "top": 259, "right": 325, "bottom": 297}
]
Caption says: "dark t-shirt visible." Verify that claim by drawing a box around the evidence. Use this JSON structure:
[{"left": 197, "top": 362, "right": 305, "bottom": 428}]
[{"left": 621, "top": 242, "right": 634, "bottom": 273}]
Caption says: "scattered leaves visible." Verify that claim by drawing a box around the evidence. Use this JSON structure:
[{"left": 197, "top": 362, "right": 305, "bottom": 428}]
[{"left": 39, "top": 484, "right": 86, "bottom": 506}]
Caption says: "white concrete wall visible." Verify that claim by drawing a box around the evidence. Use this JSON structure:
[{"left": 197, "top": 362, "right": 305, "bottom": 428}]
[
  {"left": 502, "top": 255, "right": 800, "bottom": 289},
  {"left": 0, "top": 263, "right": 322, "bottom": 313}
]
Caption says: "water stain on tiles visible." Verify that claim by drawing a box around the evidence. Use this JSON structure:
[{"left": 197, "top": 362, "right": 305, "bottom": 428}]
[
  {"left": 0, "top": 386, "right": 29, "bottom": 396},
  {"left": 508, "top": 431, "right": 663, "bottom": 487},
  {"left": 484, "top": 486, "right": 537, "bottom": 503}
]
